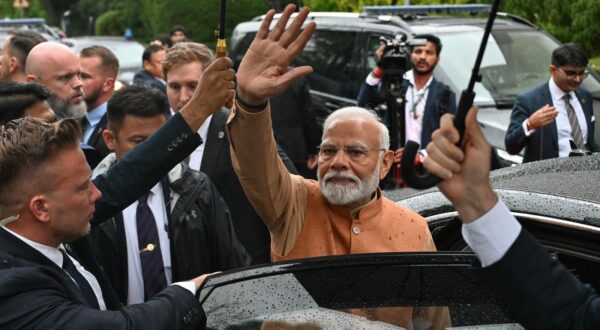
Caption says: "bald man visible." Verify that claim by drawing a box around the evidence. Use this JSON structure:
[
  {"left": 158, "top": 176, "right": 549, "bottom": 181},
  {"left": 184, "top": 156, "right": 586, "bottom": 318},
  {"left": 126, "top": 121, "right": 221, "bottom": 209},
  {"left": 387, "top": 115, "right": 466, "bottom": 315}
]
[{"left": 25, "top": 42, "right": 87, "bottom": 120}]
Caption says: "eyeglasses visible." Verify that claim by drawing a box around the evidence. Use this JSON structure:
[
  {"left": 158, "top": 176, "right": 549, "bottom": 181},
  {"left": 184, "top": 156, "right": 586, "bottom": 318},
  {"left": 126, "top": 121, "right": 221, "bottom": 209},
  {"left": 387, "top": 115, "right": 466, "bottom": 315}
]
[
  {"left": 556, "top": 67, "right": 589, "bottom": 80},
  {"left": 317, "top": 145, "right": 386, "bottom": 163}
]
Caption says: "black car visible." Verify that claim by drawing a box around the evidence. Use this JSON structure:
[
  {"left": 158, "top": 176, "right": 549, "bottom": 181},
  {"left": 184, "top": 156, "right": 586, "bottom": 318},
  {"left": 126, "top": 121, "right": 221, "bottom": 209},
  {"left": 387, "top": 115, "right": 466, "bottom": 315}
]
[
  {"left": 230, "top": 5, "right": 600, "bottom": 166},
  {"left": 197, "top": 154, "right": 600, "bottom": 328}
]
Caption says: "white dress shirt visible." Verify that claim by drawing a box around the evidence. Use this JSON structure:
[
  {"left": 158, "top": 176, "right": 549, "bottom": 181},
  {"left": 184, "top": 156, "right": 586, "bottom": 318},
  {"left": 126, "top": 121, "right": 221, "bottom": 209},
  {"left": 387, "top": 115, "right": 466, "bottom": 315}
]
[
  {"left": 82, "top": 102, "right": 108, "bottom": 144},
  {"left": 171, "top": 109, "right": 212, "bottom": 171},
  {"left": 122, "top": 182, "right": 172, "bottom": 304},
  {"left": 522, "top": 78, "right": 588, "bottom": 157},
  {"left": 462, "top": 200, "right": 522, "bottom": 267},
  {"left": 2, "top": 227, "right": 107, "bottom": 310},
  {"left": 404, "top": 70, "right": 433, "bottom": 145}
]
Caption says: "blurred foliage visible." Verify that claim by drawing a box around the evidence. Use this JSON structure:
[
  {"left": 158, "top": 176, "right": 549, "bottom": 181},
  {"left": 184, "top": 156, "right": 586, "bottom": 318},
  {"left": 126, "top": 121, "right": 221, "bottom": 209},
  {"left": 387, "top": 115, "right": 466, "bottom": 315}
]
[{"left": 4, "top": 0, "right": 599, "bottom": 56}]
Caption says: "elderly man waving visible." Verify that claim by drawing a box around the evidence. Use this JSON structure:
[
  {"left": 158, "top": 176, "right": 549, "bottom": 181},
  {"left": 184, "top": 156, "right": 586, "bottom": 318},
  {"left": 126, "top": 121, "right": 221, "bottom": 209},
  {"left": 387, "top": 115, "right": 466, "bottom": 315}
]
[{"left": 228, "top": 5, "right": 436, "bottom": 262}]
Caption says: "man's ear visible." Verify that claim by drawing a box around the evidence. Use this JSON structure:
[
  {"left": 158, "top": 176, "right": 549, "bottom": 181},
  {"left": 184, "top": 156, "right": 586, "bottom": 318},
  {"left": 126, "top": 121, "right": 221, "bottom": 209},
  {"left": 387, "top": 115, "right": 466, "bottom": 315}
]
[
  {"left": 25, "top": 74, "right": 37, "bottom": 83},
  {"left": 8, "top": 56, "right": 19, "bottom": 74},
  {"left": 29, "top": 195, "right": 50, "bottom": 224},
  {"left": 102, "top": 129, "right": 116, "bottom": 151},
  {"left": 103, "top": 77, "right": 115, "bottom": 92},
  {"left": 379, "top": 150, "right": 394, "bottom": 179},
  {"left": 142, "top": 60, "right": 151, "bottom": 71}
]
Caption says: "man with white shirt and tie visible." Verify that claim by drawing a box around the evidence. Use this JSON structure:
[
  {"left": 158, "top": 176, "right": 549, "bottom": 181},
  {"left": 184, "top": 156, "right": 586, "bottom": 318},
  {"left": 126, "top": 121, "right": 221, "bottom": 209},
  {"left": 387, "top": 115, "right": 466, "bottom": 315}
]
[
  {"left": 0, "top": 117, "right": 210, "bottom": 328},
  {"left": 505, "top": 43, "right": 599, "bottom": 162},
  {"left": 162, "top": 42, "right": 298, "bottom": 264},
  {"left": 91, "top": 85, "right": 249, "bottom": 305}
]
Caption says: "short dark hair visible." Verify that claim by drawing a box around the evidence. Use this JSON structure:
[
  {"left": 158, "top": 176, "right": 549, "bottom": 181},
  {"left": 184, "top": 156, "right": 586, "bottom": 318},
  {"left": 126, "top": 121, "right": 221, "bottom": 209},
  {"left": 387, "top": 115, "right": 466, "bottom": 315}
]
[
  {"left": 80, "top": 45, "right": 120, "bottom": 77},
  {"left": 0, "top": 81, "right": 52, "bottom": 125},
  {"left": 551, "top": 43, "right": 589, "bottom": 68},
  {"left": 142, "top": 44, "right": 164, "bottom": 63},
  {"left": 6, "top": 30, "right": 47, "bottom": 69},
  {"left": 170, "top": 25, "right": 187, "bottom": 36},
  {"left": 154, "top": 34, "right": 173, "bottom": 48},
  {"left": 107, "top": 85, "right": 170, "bottom": 133},
  {"left": 414, "top": 34, "right": 442, "bottom": 55}
]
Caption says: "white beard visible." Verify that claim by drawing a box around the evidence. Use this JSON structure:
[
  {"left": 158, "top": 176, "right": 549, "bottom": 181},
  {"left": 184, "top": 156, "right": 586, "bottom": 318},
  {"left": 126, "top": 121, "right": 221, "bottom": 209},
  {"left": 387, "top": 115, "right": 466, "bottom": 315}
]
[
  {"left": 319, "top": 167, "right": 380, "bottom": 207},
  {"left": 49, "top": 96, "right": 87, "bottom": 120}
]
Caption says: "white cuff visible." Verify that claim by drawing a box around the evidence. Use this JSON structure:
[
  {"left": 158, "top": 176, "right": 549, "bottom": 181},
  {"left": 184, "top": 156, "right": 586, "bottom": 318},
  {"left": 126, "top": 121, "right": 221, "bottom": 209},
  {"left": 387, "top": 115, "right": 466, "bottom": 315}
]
[
  {"left": 462, "top": 200, "right": 522, "bottom": 267},
  {"left": 365, "top": 73, "right": 381, "bottom": 86},
  {"left": 522, "top": 119, "right": 535, "bottom": 136},
  {"left": 172, "top": 281, "right": 197, "bottom": 296}
]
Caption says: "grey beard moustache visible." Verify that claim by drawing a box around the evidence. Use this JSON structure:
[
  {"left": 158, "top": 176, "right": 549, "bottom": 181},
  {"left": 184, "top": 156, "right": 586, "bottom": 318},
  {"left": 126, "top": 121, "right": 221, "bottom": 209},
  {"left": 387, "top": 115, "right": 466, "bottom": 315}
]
[
  {"left": 319, "top": 169, "right": 380, "bottom": 206},
  {"left": 49, "top": 96, "right": 87, "bottom": 120}
]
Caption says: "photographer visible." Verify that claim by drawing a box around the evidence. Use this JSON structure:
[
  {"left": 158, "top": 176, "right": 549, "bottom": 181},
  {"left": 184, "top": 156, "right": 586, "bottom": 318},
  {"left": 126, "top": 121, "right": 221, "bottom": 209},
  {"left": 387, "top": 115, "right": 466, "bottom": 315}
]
[{"left": 357, "top": 34, "right": 456, "bottom": 186}]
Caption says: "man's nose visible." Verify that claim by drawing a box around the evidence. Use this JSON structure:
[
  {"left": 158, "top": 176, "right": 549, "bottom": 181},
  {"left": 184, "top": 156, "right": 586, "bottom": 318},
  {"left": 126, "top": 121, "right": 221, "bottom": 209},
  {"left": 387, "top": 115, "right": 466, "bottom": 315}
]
[
  {"left": 330, "top": 148, "right": 350, "bottom": 169},
  {"left": 90, "top": 181, "right": 102, "bottom": 202}
]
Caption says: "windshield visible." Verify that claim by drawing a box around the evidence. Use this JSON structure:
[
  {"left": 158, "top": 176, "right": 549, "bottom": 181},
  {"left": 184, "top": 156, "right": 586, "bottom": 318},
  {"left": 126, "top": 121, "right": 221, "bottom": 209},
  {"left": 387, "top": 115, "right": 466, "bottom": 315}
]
[{"left": 432, "top": 27, "right": 600, "bottom": 106}]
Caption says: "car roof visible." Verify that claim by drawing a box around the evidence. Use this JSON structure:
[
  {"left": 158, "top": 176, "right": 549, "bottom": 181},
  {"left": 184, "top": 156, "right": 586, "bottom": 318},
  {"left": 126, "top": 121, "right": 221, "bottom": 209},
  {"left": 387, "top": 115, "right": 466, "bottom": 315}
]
[{"left": 233, "top": 9, "right": 539, "bottom": 36}]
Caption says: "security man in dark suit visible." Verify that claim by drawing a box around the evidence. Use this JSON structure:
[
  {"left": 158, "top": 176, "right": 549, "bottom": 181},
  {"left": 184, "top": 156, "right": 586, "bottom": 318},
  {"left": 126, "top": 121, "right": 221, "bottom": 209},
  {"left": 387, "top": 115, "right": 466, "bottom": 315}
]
[
  {"left": 505, "top": 43, "right": 599, "bottom": 163},
  {"left": 163, "top": 42, "right": 298, "bottom": 264},
  {"left": 0, "top": 55, "right": 237, "bottom": 329},
  {"left": 425, "top": 106, "right": 600, "bottom": 329}
]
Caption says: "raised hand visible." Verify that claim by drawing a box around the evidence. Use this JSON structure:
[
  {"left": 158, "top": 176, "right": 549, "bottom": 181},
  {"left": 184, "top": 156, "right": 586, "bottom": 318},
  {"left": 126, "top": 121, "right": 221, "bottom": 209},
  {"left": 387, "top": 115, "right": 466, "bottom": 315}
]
[
  {"left": 423, "top": 107, "right": 498, "bottom": 223},
  {"left": 526, "top": 104, "right": 558, "bottom": 130},
  {"left": 236, "top": 4, "right": 317, "bottom": 107},
  {"left": 179, "top": 57, "right": 236, "bottom": 130}
]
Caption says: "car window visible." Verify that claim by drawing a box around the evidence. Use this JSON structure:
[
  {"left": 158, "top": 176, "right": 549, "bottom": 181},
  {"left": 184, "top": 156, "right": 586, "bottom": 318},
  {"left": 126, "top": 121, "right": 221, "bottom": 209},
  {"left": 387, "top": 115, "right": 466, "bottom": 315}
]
[
  {"left": 295, "top": 30, "right": 361, "bottom": 100},
  {"left": 200, "top": 254, "right": 521, "bottom": 329},
  {"left": 432, "top": 28, "right": 551, "bottom": 105}
]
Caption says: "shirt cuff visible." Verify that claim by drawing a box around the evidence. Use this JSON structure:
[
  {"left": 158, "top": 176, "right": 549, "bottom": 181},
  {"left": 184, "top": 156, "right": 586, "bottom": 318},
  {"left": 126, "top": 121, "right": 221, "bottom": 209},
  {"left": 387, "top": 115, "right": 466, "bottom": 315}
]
[
  {"left": 172, "top": 281, "right": 197, "bottom": 295},
  {"left": 461, "top": 200, "right": 522, "bottom": 267},
  {"left": 365, "top": 73, "right": 381, "bottom": 86},
  {"left": 522, "top": 119, "right": 535, "bottom": 136}
]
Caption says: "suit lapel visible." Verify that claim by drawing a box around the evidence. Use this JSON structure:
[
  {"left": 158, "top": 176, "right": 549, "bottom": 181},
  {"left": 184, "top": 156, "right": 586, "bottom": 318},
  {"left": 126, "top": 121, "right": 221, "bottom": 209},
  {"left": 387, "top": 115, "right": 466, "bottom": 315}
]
[
  {"left": 200, "top": 108, "right": 230, "bottom": 176},
  {"left": 87, "top": 114, "right": 107, "bottom": 149},
  {"left": 0, "top": 227, "right": 94, "bottom": 307},
  {"left": 541, "top": 85, "right": 559, "bottom": 153}
]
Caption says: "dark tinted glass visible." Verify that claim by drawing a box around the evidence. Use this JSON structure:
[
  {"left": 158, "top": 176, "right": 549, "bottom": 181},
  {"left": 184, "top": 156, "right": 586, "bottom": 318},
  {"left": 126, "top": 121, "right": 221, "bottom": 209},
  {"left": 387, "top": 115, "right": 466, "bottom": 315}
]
[
  {"left": 294, "top": 30, "right": 361, "bottom": 100},
  {"left": 199, "top": 254, "right": 519, "bottom": 329}
]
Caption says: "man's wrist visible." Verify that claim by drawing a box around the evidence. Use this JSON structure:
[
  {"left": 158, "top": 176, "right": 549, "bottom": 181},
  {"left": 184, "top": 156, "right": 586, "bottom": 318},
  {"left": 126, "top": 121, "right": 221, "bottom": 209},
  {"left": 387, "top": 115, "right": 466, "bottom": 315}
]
[
  {"left": 235, "top": 92, "right": 267, "bottom": 112},
  {"left": 455, "top": 188, "right": 498, "bottom": 223}
]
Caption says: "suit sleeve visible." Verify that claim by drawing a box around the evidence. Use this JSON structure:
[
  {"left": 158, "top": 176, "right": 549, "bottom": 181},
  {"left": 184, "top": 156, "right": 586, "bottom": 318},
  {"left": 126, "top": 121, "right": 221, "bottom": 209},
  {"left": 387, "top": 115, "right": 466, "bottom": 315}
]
[
  {"left": 476, "top": 230, "right": 600, "bottom": 329},
  {"left": 504, "top": 95, "right": 532, "bottom": 155},
  {"left": 91, "top": 112, "right": 201, "bottom": 225},
  {"left": 0, "top": 266, "right": 205, "bottom": 330}
]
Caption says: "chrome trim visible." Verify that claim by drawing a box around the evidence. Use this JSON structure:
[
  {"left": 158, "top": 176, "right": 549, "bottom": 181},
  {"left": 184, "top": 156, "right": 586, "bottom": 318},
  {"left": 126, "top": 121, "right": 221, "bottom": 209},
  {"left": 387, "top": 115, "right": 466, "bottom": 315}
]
[
  {"left": 512, "top": 212, "right": 600, "bottom": 234},
  {"left": 425, "top": 209, "right": 600, "bottom": 235}
]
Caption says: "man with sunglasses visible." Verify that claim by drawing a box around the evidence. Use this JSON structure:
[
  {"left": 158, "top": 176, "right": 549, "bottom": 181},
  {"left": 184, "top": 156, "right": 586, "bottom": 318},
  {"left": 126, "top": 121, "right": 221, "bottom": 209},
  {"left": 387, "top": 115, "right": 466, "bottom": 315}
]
[{"left": 505, "top": 43, "right": 599, "bottom": 163}]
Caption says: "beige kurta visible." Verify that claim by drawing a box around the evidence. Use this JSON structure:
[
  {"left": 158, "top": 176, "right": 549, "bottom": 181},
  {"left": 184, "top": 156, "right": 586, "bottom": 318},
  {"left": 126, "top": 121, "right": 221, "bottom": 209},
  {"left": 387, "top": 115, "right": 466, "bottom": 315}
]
[
  {"left": 227, "top": 101, "right": 449, "bottom": 329},
  {"left": 226, "top": 101, "right": 436, "bottom": 260}
]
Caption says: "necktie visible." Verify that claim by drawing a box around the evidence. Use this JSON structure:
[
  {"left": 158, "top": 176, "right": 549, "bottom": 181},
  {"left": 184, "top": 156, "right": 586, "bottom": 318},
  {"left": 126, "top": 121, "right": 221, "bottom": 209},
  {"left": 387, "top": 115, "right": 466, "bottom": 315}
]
[
  {"left": 60, "top": 249, "right": 100, "bottom": 309},
  {"left": 80, "top": 117, "right": 90, "bottom": 134},
  {"left": 136, "top": 192, "right": 167, "bottom": 300},
  {"left": 563, "top": 94, "right": 587, "bottom": 151}
]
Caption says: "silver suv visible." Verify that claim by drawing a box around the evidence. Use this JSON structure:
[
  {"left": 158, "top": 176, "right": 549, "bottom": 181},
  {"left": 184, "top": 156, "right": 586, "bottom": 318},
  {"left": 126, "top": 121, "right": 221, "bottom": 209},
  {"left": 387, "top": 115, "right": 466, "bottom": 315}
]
[{"left": 231, "top": 5, "right": 600, "bottom": 165}]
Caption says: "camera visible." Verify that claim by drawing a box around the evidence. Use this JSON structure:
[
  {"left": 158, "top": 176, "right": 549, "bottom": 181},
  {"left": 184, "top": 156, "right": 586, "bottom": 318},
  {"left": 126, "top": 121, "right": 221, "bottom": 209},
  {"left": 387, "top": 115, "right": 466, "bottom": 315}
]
[{"left": 379, "top": 35, "right": 427, "bottom": 79}]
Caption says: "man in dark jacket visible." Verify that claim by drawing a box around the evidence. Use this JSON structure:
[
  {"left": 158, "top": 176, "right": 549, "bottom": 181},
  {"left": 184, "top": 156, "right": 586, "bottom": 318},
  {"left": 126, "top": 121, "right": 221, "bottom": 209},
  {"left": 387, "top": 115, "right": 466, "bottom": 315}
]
[
  {"left": 133, "top": 45, "right": 167, "bottom": 93},
  {"left": 91, "top": 85, "right": 249, "bottom": 304}
]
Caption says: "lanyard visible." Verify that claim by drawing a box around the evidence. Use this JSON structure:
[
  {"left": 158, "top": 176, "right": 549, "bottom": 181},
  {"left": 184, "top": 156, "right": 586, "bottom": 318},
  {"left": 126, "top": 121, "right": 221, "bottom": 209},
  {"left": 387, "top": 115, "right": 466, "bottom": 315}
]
[{"left": 409, "top": 85, "right": 427, "bottom": 119}]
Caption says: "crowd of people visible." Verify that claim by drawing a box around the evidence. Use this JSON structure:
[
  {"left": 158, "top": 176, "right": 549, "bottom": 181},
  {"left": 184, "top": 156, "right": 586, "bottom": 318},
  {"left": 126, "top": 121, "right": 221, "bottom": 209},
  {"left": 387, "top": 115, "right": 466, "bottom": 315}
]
[{"left": 0, "top": 4, "right": 598, "bottom": 329}]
